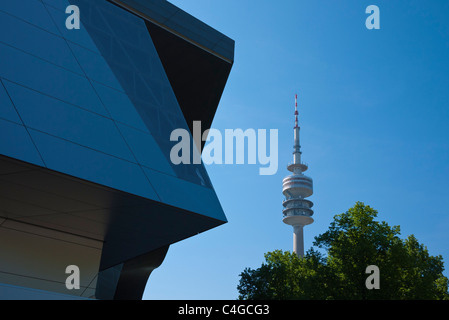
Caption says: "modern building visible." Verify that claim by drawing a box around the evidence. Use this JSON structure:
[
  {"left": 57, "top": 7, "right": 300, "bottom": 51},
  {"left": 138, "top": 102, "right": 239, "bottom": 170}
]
[
  {"left": 0, "top": 0, "right": 234, "bottom": 299},
  {"left": 282, "top": 95, "right": 314, "bottom": 258}
]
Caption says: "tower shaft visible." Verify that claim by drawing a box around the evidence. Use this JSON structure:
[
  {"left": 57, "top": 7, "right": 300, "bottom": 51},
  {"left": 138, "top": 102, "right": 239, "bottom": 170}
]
[{"left": 293, "top": 225, "right": 304, "bottom": 258}]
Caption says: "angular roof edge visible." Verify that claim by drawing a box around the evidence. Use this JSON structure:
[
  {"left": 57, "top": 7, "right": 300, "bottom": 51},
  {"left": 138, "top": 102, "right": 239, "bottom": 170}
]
[{"left": 110, "top": 0, "right": 235, "bottom": 63}]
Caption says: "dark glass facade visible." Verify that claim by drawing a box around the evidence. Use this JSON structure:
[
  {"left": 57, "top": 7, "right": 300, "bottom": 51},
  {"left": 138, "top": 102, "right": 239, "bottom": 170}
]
[{"left": 0, "top": 0, "right": 234, "bottom": 299}]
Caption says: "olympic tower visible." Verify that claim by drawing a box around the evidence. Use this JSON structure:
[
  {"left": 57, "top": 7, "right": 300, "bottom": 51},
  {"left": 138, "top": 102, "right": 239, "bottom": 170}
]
[{"left": 282, "top": 94, "right": 314, "bottom": 257}]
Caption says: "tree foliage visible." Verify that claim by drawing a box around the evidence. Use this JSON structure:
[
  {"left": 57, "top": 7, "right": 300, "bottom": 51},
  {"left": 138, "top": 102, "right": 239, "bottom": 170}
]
[{"left": 237, "top": 202, "right": 449, "bottom": 300}]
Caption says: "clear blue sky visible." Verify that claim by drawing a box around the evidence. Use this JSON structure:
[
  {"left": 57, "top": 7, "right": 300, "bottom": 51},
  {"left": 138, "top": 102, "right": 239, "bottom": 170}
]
[{"left": 143, "top": 0, "right": 449, "bottom": 300}]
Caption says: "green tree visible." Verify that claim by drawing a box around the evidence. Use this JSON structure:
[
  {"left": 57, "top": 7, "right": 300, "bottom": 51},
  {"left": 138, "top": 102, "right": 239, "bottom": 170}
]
[{"left": 237, "top": 202, "right": 449, "bottom": 300}]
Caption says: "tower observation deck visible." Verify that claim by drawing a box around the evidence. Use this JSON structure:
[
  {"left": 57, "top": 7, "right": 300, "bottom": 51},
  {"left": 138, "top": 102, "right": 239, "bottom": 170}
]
[{"left": 282, "top": 94, "right": 314, "bottom": 258}]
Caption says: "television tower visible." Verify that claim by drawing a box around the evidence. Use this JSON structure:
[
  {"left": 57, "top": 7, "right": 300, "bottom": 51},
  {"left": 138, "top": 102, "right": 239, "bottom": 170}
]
[{"left": 282, "top": 94, "right": 314, "bottom": 258}]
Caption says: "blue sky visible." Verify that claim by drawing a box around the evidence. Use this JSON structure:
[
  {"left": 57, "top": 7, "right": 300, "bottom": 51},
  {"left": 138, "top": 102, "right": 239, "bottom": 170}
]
[{"left": 143, "top": 0, "right": 449, "bottom": 299}]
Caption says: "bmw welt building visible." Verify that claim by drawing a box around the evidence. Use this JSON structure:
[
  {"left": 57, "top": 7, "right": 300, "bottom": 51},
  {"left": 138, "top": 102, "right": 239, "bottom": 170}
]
[{"left": 0, "top": 0, "right": 233, "bottom": 299}]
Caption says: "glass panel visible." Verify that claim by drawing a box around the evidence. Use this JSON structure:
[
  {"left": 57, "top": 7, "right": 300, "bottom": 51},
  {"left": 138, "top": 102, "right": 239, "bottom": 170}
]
[
  {"left": 143, "top": 167, "right": 226, "bottom": 222},
  {"left": 29, "top": 129, "right": 159, "bottom": 201},
  {"left": 44, "top": 4, "right": 101, "bottom": 54},
  {"left": 68, "top": 0, "right": 212, "bottom": 188},
  {"left": 0, "top": 42, "right": 107, "bottom": 116},
  {"left": 0, "top": 10, "right": 82, "bottom": 75},
  {"left": 116, "top": 123, "right": 176, "bottom": 176},
  {"left": 0, "top": 0, "right": 60, "bottom": 34},
  {"left": 0, "top": 80, "right": 21, "bottom": 124},
  {"left": 4, "top": 81, "right": 135, "bottom": 163},
  {"left": 1, "top": 0, "right": 218, "bottom": 195},
  {"left": 0, "top": 118, "right": 44, "bottom": 167},
  {"left": 42, "top": 0, "right": 71, "bottom": 12},
  {"left": 92, "top": 82, "right": 149, "bottom": 133},
  {"left": 68, "top": 42, "right": 123, "bottom": 91}
]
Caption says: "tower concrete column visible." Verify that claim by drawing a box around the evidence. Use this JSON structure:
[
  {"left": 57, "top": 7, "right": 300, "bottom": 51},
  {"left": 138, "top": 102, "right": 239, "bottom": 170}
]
[{"left": 293, "top": 225, "right": 304, "bottom": 258}]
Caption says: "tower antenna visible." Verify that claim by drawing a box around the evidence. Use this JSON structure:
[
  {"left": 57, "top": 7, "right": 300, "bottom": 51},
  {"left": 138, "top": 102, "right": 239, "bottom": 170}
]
[{"left": 295, "top": 94, "right": 299, "bottom": 128}]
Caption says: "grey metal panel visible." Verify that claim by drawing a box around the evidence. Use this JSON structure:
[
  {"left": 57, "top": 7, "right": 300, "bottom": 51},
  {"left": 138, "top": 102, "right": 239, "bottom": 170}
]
[
  {"left": 16, "top": 213, "right": 108, "bottom": 240},
  {"left": 0, "top": 194, "right": 57, "bottom": 218},
  {"left": 0, "top": 220, "right": 100, "bottom": 298},
  {"left": 0, "top": 283, "right": 92, "bottom": 300},
  {"left": 0, "top": 181, "right": 98, "bottom": 216}
]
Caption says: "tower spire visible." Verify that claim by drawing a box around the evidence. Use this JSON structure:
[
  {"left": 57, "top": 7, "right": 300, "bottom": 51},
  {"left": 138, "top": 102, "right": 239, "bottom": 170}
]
[
  {"left": 295, "top": 94, "right": 299, "bottom": 129},
  {"left": 282, "top": 93, "right": 315, "bottom": 258},
  {"left": 293, "top": 94, "right": 301, "bottom": 167}
]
